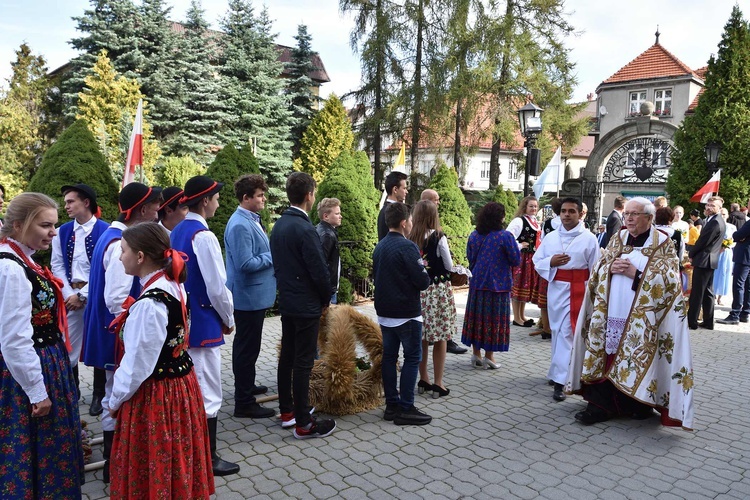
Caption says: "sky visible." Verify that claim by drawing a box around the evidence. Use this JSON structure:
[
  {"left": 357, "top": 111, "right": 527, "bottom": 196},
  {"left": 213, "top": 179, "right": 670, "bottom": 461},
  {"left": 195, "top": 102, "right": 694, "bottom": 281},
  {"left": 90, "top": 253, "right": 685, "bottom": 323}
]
[{"left": 0, "top": 0, "right": 747, "bottom": 104}]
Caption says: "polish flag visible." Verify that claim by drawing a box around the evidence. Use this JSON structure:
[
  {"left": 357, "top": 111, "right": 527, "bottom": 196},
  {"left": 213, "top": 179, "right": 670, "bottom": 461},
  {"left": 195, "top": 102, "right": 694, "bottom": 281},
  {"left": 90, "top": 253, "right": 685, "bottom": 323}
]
[
  {"left": 122, "top": 99, "right": 144, "bottom": 187},
  {"left": 690, "top": 169, "right": 721, "bottom": 203}
]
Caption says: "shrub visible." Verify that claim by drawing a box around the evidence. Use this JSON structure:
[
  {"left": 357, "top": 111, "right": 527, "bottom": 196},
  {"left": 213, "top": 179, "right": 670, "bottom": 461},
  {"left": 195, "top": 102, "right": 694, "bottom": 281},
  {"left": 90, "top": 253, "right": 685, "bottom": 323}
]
[
  {"left": 28, "top": 119, "right": 120, "bottom": 222},
  {"left": 427, "top": 165, "right": 473, "bottom": 266},
  {"left": 156, "top": 155, "right": 205, "bottom": 188},
  {"left": 205, "top": 143, "right": 242, "bottom": 249}
]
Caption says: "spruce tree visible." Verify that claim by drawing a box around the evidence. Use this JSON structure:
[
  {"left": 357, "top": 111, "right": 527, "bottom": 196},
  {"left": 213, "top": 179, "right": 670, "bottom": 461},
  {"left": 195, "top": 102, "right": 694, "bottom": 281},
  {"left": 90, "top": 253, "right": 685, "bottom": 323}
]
[
  {"left": 293, "top": 94, "right": 354, "bottom": 183},
  {"left": 27, "top": 119, "right": 120, "bottom": 222},
  {"left": 667, "top": 5, "right": 750, "bottom": 208},
  {"left": 427, "top": 165, "right": 472, "bottom": 266},
  {"left": 76, "top": 50, "right": 161, "bottom": 184},
  {"left": 314, "top": 150, "right": 379, "bottom": 303},
  {"left": 220, "top": 1, "right": 293, "bottom": 214},
  {"left": 168, "top": 1, "right": 231, "bottom": 161},
  {"left": 285, "top": 24, "right": 318, "bottom": 159},
  {"left": 205, "top": 143, "right": 243, "bottom": 248}
]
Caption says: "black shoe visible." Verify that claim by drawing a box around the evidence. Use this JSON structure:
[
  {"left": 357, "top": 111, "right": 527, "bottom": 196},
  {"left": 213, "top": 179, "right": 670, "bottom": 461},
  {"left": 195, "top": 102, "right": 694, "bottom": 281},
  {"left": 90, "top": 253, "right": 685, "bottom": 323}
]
[
  {"left": 394, "top": 406, "right": 432, "bottom": 426},
  {"left": 417, "top": 380, "right": 432, "bottom": 394},
  {"left": 541, "top": 332, "right": 552, "bottom": 340},
  {"left": 553, "top": 383, "right": 566, "bottom": 402},
  {"left": 740, "top": 316, "right": 749, "bottom": 323},
  {"left": 523, "top": 319, "right": 535, "bottom": 327},
  {"left": 688, "top": 324, "right": 698, "bottom": 330},
  {"left": 89, "top": 394, "right": 103, "bottom": 416},
  {"left": 631, "top": 408, "right": 655, "bottom": 420},
  {"left": 383, "top": 403, "right": 400, "bottom": 421},
  {"left": 207, "top": 417, "right": 240, "bottom": 476},
  {"left": 294, "top": 417, "right": 336, "bottom": 439},
  {"left": 574, "top": 409, "right": 610, "bottom": 425},
  {"left": 717, "top": 317, "right": 739, "bottom": 325},
  {"left": 250, "top": 385, "right": 268, "bottom": 396},
  {"left": 234, "top": 403, "right": 275, "bottom": 418},
  {"left": 698, "top": 322, "right": 714, "bottom": 330},
  {"left": 446, "top": 340, "right": 467, "bottom": 354},
  {"left": 431, "top": 384, "right": 450, "bottom": 399}
]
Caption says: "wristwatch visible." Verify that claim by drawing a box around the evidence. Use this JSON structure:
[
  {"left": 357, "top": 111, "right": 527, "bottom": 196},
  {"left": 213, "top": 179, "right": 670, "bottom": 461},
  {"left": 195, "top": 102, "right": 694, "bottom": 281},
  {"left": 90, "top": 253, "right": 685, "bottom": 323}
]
[{"left": 77, "top": 292, "right": 87, "bottom": 304}]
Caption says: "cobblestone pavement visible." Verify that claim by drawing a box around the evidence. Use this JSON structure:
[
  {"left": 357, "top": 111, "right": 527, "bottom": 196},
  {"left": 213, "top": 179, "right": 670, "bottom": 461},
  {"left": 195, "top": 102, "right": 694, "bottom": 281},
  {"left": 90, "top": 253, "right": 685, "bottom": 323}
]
[{"left": 81, "top": 290, "right": 750, "bottom": 499}]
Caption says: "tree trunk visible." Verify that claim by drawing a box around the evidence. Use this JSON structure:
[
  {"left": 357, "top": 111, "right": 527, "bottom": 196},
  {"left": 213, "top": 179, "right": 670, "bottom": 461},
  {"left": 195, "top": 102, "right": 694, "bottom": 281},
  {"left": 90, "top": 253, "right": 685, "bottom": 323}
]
[
  {"left": 454, "top": 97, "right": 462, "bottom": 173},
  {"left": 409, "top": 0, "right": 425, "bottom": 175},
  {"left": 489, "top": 121, "right": 501, "bottom": 189}
]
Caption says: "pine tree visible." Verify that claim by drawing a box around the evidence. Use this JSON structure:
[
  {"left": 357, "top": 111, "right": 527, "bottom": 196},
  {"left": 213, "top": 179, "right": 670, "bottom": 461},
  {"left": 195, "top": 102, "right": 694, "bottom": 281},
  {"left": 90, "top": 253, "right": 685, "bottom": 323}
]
[
  {"left": 667, "top": 6, "right": 750, "bottom": 208},
  {"left": 76, "top": 50, "right": 161, "bottom": 184},
  {"left": 220, "top": 1, "right": 293, "bottom": 214},
  {"left": 286, "top": 24, "right": 318, "bottom": 159},
  {"left": 314, "top": 150, "right": 379, "bottom": 303},
  {"left": 167, "top": 1, "right": 231, "bottom": 161},
  {"left": 293, "top": 94, "right": 354, "bottom": 183},
  {"left": 427, "top": 165, "right": 472, "bottom": 265},
  {"left": 205, "top": 143, "right": 243, "bottom": 248},
  {"left": 27, "top": 120, "right": 120, "bottom": 222}
]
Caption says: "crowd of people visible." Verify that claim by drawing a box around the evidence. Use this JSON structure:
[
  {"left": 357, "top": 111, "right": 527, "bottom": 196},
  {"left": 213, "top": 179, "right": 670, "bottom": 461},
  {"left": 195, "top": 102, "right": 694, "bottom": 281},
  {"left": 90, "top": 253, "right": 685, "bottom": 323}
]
[{"left": 0, "top": 168, "right": 744, "bottom": 496}]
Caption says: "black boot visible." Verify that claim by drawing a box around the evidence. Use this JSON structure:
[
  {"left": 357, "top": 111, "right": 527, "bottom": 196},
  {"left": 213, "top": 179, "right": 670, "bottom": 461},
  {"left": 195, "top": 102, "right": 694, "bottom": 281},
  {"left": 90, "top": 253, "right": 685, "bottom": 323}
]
[
  {"left": 72, "top": 365, "right": 80, "bottom": 400},
  {"left": 102, "top": 430, "right": 115, "bottom": 484},
  {"left": 207, "top": 417, "right": 240, "bottom": 476}
]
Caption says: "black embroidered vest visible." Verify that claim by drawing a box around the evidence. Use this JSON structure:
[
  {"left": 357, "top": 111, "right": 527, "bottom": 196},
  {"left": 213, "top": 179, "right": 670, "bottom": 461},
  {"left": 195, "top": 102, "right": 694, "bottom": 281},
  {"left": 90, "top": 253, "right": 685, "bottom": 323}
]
[
  {"left": 516, "top": 217, "right": 539, "bottom": 253},
  {"left": 423, "top": 232, "right": 451, "bottom": 283},
  {"left": 0, "top": 253, "right": 64, "bottom": 348},
  {"left": 131, "top": 289, "right": 193, "bottom": 380}
]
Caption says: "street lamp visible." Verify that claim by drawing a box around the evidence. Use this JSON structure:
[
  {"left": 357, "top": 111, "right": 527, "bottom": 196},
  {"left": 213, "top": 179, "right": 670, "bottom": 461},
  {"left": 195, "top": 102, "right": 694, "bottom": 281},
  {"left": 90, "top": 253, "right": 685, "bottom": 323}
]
[
  {"left": 704, "top": 141, "right": 722, "bottom": 175},
  {"left": 517, "top": 102, "right": 544, "bottom": 196}
]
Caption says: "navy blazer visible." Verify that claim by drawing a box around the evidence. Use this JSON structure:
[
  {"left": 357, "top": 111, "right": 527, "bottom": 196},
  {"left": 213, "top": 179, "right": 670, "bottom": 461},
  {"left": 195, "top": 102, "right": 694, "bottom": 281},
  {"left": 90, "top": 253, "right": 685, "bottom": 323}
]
[
  {"left": 689, "top": 214, "right": 725, "bottom": 269},
  {"left": 270, "top": 207, "right": 331, "bottom": 318},
  {"left": 225, "top": 207, "right": 276, "bottom": 311},
  {"left": 601, "top": 210, "right": 622, "bottom": 249},
  {"left": 733, "top": 217, "right": 750, "bottom": 266}
]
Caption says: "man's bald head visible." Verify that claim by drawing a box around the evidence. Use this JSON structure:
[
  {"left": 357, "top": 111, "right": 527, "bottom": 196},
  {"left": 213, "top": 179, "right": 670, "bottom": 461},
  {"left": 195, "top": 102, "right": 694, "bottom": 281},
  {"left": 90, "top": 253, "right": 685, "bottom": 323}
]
[{"left": 421, "top": 189, "right": 440, "bottom": 205}]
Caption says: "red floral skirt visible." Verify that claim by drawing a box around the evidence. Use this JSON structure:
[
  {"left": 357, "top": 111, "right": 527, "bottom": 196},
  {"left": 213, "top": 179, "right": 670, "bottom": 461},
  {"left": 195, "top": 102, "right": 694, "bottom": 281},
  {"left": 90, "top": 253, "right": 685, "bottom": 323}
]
[
  {"left": 512, "top": 253, "right": 540, "bottom": 304},
  {"left": 110, "top": 370, "right": 214, "bottom": 499},
  {"left": 537, "top": 277, "right": 549, "bottom": 308}
]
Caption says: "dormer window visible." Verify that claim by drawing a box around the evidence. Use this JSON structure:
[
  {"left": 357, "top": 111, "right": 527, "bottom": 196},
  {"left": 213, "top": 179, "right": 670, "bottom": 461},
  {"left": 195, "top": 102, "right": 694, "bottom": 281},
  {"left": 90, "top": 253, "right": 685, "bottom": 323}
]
[
  {"left": 654, "top": 89, "right": 672, "bottom": 116},
  {"left": 629, "top": 91, "right": 647, "bottom": 116}
]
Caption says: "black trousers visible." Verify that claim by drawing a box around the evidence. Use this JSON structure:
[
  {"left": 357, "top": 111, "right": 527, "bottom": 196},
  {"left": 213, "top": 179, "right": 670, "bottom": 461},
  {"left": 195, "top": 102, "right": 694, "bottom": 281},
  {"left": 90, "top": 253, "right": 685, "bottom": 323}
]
[
  {"left": 584, "top": 379, "right": 652, "bottom": 416},
  {"left": 277, "top": 315, "right": 319, "bottom": 428},
  {"left": 93, "top": 367, "right": 106, "bottom": 397},
  {"left": 688, "top": 266, "right": 715, "bottom": 327},
  {"left": 232, "top": 309, "right": 266, "bottom": 409}
]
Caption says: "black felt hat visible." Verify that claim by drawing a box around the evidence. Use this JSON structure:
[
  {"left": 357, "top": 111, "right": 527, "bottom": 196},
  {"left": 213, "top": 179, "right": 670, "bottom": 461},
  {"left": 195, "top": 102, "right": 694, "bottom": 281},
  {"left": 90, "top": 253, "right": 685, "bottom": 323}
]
[
  {"left": 179, "top": 176, "right": 224, "bottom": 207},
  {"left": 159, "top": 187, "right": 184, "bottom": 211},
  {"left": 61, "top": 183, "right": 100, "bottom": 215},
  {"left": 119, "top": 183, "right": 163, "bottom": 221}
]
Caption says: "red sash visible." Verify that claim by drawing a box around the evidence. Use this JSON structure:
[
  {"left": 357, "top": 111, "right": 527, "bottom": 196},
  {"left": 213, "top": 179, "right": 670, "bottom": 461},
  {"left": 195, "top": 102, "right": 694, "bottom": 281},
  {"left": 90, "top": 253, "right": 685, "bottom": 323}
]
[{"left": 553, "top": 268, "right": 590, "bottom": 334}]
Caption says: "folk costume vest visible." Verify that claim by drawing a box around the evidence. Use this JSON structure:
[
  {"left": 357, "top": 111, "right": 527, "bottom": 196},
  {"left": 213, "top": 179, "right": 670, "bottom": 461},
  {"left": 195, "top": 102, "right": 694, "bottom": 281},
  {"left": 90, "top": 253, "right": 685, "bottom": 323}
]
[
  {"left": 82, "top": 226, "right": 140, "bottom": 370},
  {"left": 516, "top": 216, "right": 540, "bottom": 253},
  {"left": 58, "top": 218, "right": 109, "bottom": 283},
  {"left": 170, "top": 219, "right": 225, "bottom": 348},
  {"left": 423, "top": 232, "right": 451, "bottom": 283}
]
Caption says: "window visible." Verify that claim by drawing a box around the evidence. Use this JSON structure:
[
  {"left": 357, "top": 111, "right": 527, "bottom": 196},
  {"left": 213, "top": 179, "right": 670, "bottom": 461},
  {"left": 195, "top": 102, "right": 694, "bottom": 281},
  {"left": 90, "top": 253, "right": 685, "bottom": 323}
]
[
  {"left": 508, "top": 159, "right": 519, "bottom": 180},
  {"left": 654, "top": 89, "right": 672, "bottom": 116},
  {"left": 629, "top": 91, "right": 647, "bottom": 116},
  {"left": 480, "top": 161, "right": 490, "bottom": 179}
]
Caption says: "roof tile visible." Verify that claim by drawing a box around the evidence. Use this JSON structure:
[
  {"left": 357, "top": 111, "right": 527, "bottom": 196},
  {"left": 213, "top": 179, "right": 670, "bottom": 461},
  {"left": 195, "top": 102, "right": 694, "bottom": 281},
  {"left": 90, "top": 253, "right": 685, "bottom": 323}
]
[{"left": 601, "top": 43, "right": 697, "bottom": 85}]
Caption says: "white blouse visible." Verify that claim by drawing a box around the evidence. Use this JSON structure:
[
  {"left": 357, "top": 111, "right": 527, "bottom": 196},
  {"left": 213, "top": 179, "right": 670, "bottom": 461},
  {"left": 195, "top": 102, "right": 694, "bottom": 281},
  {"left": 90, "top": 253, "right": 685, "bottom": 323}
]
[
  {"left": 0, "top": 240, "right": 48, "bottom": 404},
  {"left": 109, "top": 272, "right": 187, "bottom": 411}
]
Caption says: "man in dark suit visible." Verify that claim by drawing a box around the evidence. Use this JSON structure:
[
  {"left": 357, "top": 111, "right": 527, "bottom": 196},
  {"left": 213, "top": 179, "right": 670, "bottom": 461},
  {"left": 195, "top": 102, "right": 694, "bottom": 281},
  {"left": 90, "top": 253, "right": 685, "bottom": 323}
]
[
  {"left": 600, "top": 196, "right": 625, "bottom": 248},
  {"left": 225, "top": 174, "right": 276, "bottom": 419},
  {"left": 270, "top": 172, "right": 336, "bottom": 439},
  {"left": 719, "top": 198, "right": 750, "bottom": 325},
  {"left": 728, "top": 202, "right": 746, "bottom": 231},
  {"left": 688, "top": 197, "right": 726, "bottom": 330},
  {"left": 377, "top": 171, "right": 408, "bottom": 241}
]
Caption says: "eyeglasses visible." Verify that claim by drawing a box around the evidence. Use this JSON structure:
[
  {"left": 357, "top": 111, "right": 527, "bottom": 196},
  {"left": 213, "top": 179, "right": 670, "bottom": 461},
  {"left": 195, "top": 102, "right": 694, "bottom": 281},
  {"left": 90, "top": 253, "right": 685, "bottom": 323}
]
[{"left": 623, "top": 212, "right": 648, "bottom": 219}]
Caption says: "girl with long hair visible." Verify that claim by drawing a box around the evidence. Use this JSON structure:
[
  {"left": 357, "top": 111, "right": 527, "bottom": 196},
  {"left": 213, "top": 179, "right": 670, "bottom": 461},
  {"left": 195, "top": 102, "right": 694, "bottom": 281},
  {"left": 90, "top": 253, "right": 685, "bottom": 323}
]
[{"left": 507, "top": 196, "right": 542, "bottom": 327}]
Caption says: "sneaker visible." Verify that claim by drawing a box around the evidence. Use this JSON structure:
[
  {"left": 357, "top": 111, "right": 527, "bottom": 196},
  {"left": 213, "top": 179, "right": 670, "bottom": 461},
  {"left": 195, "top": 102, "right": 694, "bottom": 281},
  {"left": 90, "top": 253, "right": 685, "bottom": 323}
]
[
  {"left": 383, "top": 403, "right": 400, "bottom": 421},
  {"left": 393, "top": 406, "right": 432, "bottom": 426},
  {"left": 293, "top": 417, "right": 336, "bottom": 439},
  {"left": 280, "top": 406, "right": 315, "bottom": 429},
  {"left": 717, "top": 317, "right": 739, "bottom": 325}
]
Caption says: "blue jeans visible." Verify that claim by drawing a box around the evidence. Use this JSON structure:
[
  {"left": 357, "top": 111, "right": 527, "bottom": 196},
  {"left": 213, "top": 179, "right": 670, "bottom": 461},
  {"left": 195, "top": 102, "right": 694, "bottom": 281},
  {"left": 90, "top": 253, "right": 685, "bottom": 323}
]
[
  {"left": 729, "top": 263, "right": 750, "bottom": 320},
  {"left": 381, "top": 320, "right": 422, "bottom": 410}
]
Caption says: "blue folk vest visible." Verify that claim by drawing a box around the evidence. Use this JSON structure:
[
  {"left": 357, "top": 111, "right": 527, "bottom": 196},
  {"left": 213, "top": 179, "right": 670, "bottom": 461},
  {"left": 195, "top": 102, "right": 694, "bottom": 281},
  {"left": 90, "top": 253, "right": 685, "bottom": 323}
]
[
  {"left": 82, "top": 226, "right": 140, "bottom": 369},
  {"left": 58, "top": 219, "right": 110, "bottom": 282},
  {"left": 170, "top": 219, "right": 225, "bottom": 348}
]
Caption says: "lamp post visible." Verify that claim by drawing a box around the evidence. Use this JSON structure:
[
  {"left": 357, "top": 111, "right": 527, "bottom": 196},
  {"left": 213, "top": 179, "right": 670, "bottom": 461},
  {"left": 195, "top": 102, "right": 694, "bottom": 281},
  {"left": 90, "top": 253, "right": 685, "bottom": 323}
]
[
  {"left": 704, "top": 141, "right": 721, "bottom": 175},
  {"left": 517, "top": 102, "right": 544, "bottom": 196}
]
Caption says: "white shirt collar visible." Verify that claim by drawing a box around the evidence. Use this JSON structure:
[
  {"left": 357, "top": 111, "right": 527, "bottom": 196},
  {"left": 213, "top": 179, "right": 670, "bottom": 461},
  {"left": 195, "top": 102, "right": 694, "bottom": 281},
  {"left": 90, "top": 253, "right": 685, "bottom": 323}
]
[
  {"left": 74, "top": 215, "right": 97, "bottom": 231},
  {"left": 5, "top": 237, "right": 35, "bottom": 258},
  {"left": 289, "top": 206, "right": 309, "bottom": 216},
  {"left": 185, "top": 211, "right": 208, "bottom": 228}
]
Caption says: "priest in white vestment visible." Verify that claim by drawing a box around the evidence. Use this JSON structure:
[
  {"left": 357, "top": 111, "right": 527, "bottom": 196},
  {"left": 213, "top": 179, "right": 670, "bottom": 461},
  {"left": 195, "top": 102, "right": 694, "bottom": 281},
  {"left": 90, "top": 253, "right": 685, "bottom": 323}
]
[
  {"left": 566, "top": 197, "right": 695, "bottom": 429},
  {"left": 533, "top": 198, "right": 600, "bottom": 402}
]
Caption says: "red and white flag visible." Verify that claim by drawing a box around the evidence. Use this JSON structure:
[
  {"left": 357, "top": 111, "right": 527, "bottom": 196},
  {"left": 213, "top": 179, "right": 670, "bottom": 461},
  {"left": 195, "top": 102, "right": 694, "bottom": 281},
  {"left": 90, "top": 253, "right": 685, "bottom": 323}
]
[
  {"left": 122, "top": 99, "right": 144, "bottom": 187},
  {"left": 690, "top": 169, "right": 721, "bottom": 204}
]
